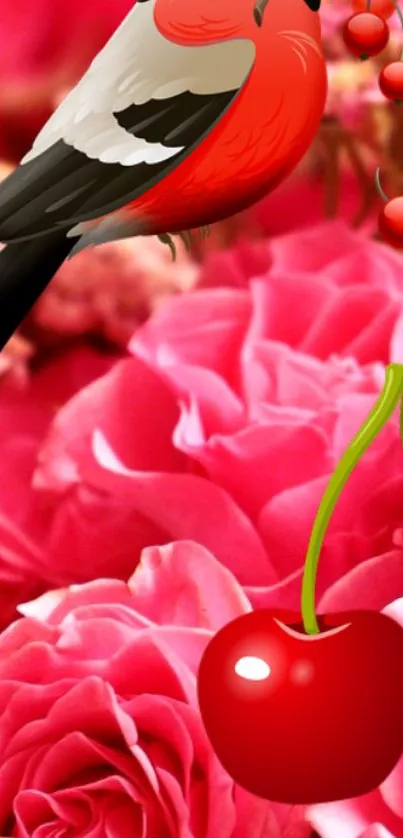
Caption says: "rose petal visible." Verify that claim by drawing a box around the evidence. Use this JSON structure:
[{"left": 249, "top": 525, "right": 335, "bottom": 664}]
[
  {"left": 308, "top": 791, "right": 402, "bottom": 838},
  {"left": 319, "top": 551, "right": 403, "bottom": 613},
  {"left": 77, "top": 430, "right": 273, "bottom": 585},
  {"left": 131, "top": 288, "right": 251, "bottom": 382},
  {"left": 127, "top": 541, "right": 251, "bottom": 630},
  {"left": 195, "top": 422, "right": 329, "bottom": 520}
]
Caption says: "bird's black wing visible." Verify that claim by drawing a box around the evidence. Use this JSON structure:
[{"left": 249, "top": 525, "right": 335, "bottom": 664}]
[{"left": 0, "top": 87, "right": 240, "bottom": 243}]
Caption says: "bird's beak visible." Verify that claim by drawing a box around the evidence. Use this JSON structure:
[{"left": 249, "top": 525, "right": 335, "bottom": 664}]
[{"left": 253, "top": 0, "right": 269, "bottom": 26}]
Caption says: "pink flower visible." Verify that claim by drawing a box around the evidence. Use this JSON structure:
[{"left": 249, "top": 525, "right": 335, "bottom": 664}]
[
  {"left": 198, "top": 221, "right": 403, "bottom": 367},
  {"left": 0, "top": 343, "right": 122, "bottom": 629},
  {"left": 27, "top": 223, "right": 403, "bottom": 610},
  {"left": 0, "top": 540, "right": 309, "bottom": 838},
  {"left": 198, "top": 238, "right": 273, "bottom": 290},
  {"left": 29, "top": 236, "right": 198, "bottom": 349}
]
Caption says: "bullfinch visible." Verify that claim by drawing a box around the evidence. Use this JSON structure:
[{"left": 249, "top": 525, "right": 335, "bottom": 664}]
[{"left": 0, "top": 0, "right": 326, "bottom": 348}]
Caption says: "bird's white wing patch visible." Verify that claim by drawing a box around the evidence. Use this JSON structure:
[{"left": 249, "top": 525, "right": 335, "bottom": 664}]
[{"left": 22, "top": 2, "right": 255, "bottom": 167}]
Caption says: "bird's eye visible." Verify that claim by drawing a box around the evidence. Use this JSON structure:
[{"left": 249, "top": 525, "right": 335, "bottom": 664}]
[{"left": 304, "top": 0, "right": 321, "bottom": 9}]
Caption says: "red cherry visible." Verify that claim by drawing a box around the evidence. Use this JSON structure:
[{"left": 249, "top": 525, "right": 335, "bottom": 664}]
[
  {"left": 352, "top": 0, "right": 395, "bottom": 19},
  {"left": 343, "top": 13, "right": 390, "bottom": 59},
  {"left": 198, "top": 609, "right": 403, "bottom": 804},
  {"left": 379, "top": 61, "right": 403, "bottom": 102},
  {"left": 379, "top": 196, "right": 403, "bottom": 248}
]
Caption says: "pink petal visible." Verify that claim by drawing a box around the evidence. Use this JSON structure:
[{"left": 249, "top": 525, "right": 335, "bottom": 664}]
[
  {"left": 196, "top": 423, "right": 329, "bottom": 520},
  {"left": 319, "top": 551, "right": 403, "bottom": 613},
  {"left": 18, "top": 580, "right": 138, "bottom": 625},
  {"left": 77, "top": 430, "right": 273, "bottom": 585},
  {"left": 259, "top": 477, "right": 329, "bottom": 578},
  {"left": 245, "top": 275, "right": 336, "bottom": 349},
  {"left": 308, "top": 791, "right": 402, "bottom": 838},
  {"left": 36, "top": 356, "right": 187, "bottom": 489},
  {"left": 390, "top": 311, "right": 403, "bottom": 363},
  {"left": 167, "top": 364, "right": 246, "bottom": 438},
  {"left": 231, "top": 788, "right": 282, "bottom": 838},
  {"left": 343, "top": 302, "right": 400, "bottom": 366},
  {"left": 268, "top": 222, "right": 364, "bottom": 274},
  {"left": 359, "top": 827, "right": 397, "bottom": 838},
  {"left": 127, "top": 541, "right": 251, "bottom": 629},
  {"left": 245, "top": 567, "right": 304, "bottom": 612},
  {"left": 300, "top": 287, "right": 392, "bottom": 360},
  {"left": 380, "top": 752, "right": 403, "bottom": 820},
  {"left": 131, "top": 288, "right": 251, "bottom": 382},
  {"left": 37, "top": 482, "right": 166, "bottom": 586}
]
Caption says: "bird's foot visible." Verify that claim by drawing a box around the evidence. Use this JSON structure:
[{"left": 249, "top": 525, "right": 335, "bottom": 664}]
[
  {"left": 177, "top": 230, "right": 194, "bottom": 253},
  {"left": 157, "top": 233, "right": 178, "bottom": 261},
  {"left": 179, "top": 227, "right": 211, "bottom": 247},
  {"left": 157, "top": 230, "right": 193, "bottom": 259},
  {"left": 157, "top": 227, "right": 210, "bottom": 260},
  {"left": 157, "top": 230, "right": 193, "bottom": 260}
]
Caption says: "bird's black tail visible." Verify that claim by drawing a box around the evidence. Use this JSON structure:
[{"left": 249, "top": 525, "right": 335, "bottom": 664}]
[{"left": 0, "top": 231, "right": 76, "bottom": 350}]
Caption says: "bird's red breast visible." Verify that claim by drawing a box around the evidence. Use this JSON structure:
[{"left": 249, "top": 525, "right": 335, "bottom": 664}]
[{"left": 118, "top": 0, "right": 327, "bottom": 234}]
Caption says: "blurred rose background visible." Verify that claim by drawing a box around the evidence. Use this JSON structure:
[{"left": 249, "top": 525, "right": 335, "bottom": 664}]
[{"left": 1, "top": 0, "right": 403, "bottom": 836}]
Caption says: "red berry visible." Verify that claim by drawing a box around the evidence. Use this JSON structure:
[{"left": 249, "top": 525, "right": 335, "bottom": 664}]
[
  {"left": 379, "top": 61, "right": 403, "bottom": 102},
  {"left": 352, "top": 0, "right": 395, "bottom": 19},
  {"left": 198, "top": 609, "right": 403, "bottom": 804},
  {"left": 343, "top": 12, "right": 390, "bottom": 59},
  {"left": 379, "top": 196, "right": 403, "bottom": 248}
]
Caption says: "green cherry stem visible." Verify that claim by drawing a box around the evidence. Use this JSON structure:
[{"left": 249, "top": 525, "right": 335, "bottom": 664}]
[{"left": 301, "top": 363, "right": 403, "bottom": 635}]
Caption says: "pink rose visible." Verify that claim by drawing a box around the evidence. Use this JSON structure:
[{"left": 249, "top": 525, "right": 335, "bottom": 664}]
[
  {"left": 199, "top": 221, "right": 403, "bottom": 363},
  {"left": 31, "top": 353, "right": 273, "bottom": 587},
  {"left": 0, "top": 343, "right": 121, "bottom": 628},
  {"left": 198, "top": 237, "right": 272, "bottom": 291},
  {"left": 28, "top": 224, "right": 403, "bottom": 611},
  {"left": 0, "top": 540, "right": 310, "bottom": 838}
]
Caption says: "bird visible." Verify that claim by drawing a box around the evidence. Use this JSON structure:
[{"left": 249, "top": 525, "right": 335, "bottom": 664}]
[{"left": 0, "top": 0, "right": 326, "bottom": 349}]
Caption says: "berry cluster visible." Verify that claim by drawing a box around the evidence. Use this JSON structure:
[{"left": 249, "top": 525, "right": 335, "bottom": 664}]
[
  {"left": 343, "top": 1, "right": 394, "bottom": 62},
  {"left": 343, "top": 0, "right": 403, "bottom": 247}
]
